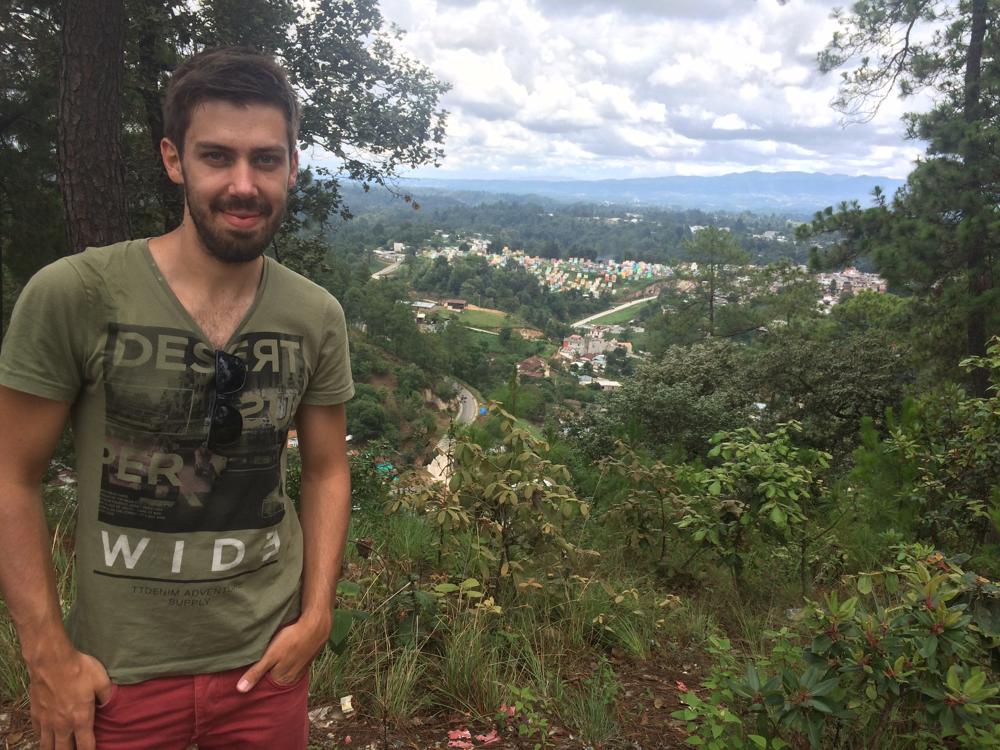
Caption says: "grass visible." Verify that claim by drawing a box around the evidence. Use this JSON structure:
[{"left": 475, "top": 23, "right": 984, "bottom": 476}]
[
  {"left": 458, "top": 308, "right": 526, "bottom": 329},
  {"left": 431, "top": 613, "right": 510, "bottom": 717},
  {"left": 370, "top": 645, "right": 429, "bottom": 724},
  {"left": 559, "top": 657, "right": 621, "bottom": 746},
  {"left": 466, "top": 329, "right": 506, "bottom": 351}
]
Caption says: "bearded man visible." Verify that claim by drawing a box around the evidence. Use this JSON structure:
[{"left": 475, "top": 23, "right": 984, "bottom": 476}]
[{"left": 0, "top": 48, "right": 354, "bottom": 750}]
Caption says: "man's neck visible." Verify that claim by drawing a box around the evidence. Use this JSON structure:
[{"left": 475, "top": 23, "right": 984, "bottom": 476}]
[
  {"left": 148, "top": 222, "right": 264, "bottom": 300},
  {"left": 147, "top": 221, "right": 265, "bottom": 349}
]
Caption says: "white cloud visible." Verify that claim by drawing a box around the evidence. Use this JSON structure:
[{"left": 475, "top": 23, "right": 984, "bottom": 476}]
[
  {"left": 712, "top": 114, "right": 760, "bottom": 131},
  {"left": 363, "top": 0, "right": 923, "bottom": 180}
]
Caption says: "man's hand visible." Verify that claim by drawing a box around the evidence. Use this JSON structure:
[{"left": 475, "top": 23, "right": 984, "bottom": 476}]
[
  {"left": 236, "top": 613, "right": 332, "bottom": 692},
  {"left": 28, "top": 647, "right": 112, "bottom": 750}
]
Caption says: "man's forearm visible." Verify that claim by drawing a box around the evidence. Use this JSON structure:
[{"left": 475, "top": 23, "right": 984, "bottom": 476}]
[
  {"left": 297, "top": 468, "right": 351, "bottom": 624},
  {"left": 0, "top": 480, "right": 74, "bottom": 665}
]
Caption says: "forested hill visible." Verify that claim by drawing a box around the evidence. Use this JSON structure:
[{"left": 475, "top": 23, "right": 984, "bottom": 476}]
[{"left": 380, "top": 171, "right": 907, "bottom": 214}]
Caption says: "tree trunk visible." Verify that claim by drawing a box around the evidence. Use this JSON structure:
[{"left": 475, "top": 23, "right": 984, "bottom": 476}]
[
  {"left": 962, "top": 0, "right": 989, "bottom": 397},
  {"left": 57, "top": 0, "right": 130, "bottom": 253}
]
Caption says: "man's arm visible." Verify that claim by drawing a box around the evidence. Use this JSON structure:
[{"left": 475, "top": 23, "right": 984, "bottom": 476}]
[
  {"left": 238, "top": 401, "right": 351, "bottom": 690},
  {"left": 0, "top": 386, "right": 111, "bottom": 750}
]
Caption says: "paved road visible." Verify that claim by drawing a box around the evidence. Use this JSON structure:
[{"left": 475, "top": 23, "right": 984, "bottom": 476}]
[
  {"left": 571, "top": 294, "right": 659, "bottom": 329},
  {"left": 371, "top": 258, "right": 403, "bottom": 279},
  {"left": 425, "top": 382, "right": 477, "bottom": 483}
]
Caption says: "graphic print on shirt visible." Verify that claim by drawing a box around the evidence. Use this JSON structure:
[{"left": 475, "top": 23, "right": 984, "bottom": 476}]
[{"left": 95, "top": 323, "right": 304, "bottom": 581}]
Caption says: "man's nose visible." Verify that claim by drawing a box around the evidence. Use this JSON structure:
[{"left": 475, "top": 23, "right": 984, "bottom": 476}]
[{"left": 228, "top": 159, "right": 257, "bottom": 197}]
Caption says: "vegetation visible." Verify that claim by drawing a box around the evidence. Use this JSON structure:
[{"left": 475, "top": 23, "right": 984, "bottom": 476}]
[{"left": 4, "top": 1, "right": 1000, "bottom": 749}]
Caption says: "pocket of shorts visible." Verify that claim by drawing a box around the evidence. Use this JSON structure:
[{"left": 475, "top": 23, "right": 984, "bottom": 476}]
[
  {"left": 262, "top": 669, "right": 309, "bottom": 690},
  {"left": 96, "top": 684, "right": 119, "bottom": 710}
]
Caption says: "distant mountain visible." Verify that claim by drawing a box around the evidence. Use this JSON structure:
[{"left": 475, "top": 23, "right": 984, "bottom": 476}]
[{"left": 397, "top": 171, "right": 906, "bottom": 215}]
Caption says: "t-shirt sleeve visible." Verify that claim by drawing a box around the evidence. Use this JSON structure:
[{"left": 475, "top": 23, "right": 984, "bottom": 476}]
[
  {"left": 0, "top": 258, "right": 93, "bottom": 402},
  {"left": 301, "top": 295, "right": 354, "bottom": 406}
]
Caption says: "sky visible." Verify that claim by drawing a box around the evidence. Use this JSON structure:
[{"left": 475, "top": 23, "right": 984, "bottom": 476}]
[{"left": 364, "top": 0, "right": 931, "bottom": 181}]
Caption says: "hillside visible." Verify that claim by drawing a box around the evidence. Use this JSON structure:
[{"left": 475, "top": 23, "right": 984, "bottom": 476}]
[{"left": 392, "top": 171, "right": 907, "bottom": 215}]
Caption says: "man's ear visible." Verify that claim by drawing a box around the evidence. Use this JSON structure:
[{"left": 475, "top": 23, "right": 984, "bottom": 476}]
[
  {"left": 161, "top": 138, "right": 184, "bottom": 185},
  {"left": 287, "top": 148, "right": 299, "bottom": 189}
]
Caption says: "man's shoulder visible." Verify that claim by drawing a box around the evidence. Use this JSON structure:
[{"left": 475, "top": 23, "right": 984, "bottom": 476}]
[
  {"left": 33, "top": 239, "right": 146, "bottom": 289},
  {"left": 70, "top": 238, "right": 147, "bottom": 274},
  {"left": 264, "top": 258, "right": 343, "bottom": 313}
]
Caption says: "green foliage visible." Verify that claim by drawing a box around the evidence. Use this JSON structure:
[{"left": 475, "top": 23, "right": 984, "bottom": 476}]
[
  {"left": 651, "top": 226, "right": 751, "bottom": 346},
  {"left": 600, "top": 446, "right": 685, "bottom": 563},
  {"left": 346, "top": 394, "right": 393, "bottom": 444},
  {"left": 502, "top": 684, "right": 552, "bottom": 749},
  {"left": 394, "top": 406, "right": 591, "bottom": 596},
  {"left": 677, "top": 423, "right": 831, "bottom": 590},
  {"left": 809, "top": 0, "right": 1000, "bottom": 396},
  {"left": 572, "top": 339, "right": 757, "bottom": 459},
  {"left": 850, "top": 339, "right": 1000, "bottom": 570},
  {"left": 681, "top": 549, "right": 1000, "bottom": 749},
  {"left": 349, "top": 439, "right": 398, "bottom": 513},
  {"left": 752, "top": 328, "right": 912, "bottom": 456}
]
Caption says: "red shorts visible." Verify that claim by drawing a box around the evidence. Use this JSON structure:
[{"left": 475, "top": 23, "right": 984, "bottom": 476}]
[{"left": 93, "top": 664, "right": 309, "bottom": 750}]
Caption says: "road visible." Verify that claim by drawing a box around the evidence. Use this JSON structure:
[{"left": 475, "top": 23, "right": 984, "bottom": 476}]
[
  {"left": 570, "top": 294, "right": 659, "bottom": 329},
  {"left": 464, "top": 325, "right": 499, "bottom": 336},
  {"left": 370, "top": 258, "right": 403, "bottom": 279},
  {"left": 425, "top": 382, "right": 477, "bottom": 483}
]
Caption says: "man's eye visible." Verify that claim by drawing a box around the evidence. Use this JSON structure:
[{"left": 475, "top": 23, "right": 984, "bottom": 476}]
[
  {"left": 205, "top": 151, "right": 228, "bottom": 163},
  {"left": 255, "top": 154, "right": 281, "bottom": 167}
]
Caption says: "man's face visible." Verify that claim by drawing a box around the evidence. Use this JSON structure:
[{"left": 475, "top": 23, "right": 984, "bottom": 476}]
[{"left": 164, "top": 100, "right": 298, "bottom": 264}]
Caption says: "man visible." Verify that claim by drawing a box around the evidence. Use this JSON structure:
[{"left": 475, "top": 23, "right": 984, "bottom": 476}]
[{"left": 0, "top": 48, "right": 353, "bottom": 749}]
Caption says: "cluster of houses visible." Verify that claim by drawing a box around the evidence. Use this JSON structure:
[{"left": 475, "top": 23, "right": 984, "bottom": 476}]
[
  {"left": 416, "top": 243, "right": 672, "bottom": 298},
  {"left": 815, "top": 267, "right": 888, "bottom": 311},
  {"left": 553, "top": 324, "right": 640, "bottom": 390},
  {"left": 486, "top": 249, "right": 672, "bottom": 297}
]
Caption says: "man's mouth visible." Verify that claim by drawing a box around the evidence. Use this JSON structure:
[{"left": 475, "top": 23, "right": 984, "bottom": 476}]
[{"left": 220, "top": 211, "right": 263, "bottom": 229}]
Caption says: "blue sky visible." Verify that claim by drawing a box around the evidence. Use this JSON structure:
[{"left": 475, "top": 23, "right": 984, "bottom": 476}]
[{"left": 318, "top": 0, "right": 932, "bottom": 181}]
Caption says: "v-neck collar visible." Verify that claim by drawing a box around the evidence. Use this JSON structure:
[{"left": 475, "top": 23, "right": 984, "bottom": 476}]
[{"left": 139, "top": 238, "right": 269, "bottom": 352}]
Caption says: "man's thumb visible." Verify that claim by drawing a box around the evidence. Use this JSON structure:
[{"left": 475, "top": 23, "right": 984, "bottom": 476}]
[{"left": 237, "top": 663, "right": 267, "bottom": 693}]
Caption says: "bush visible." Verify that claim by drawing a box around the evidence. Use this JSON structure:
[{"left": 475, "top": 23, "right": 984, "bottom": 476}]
[{"left": 675, "top": 546, "right": 1000, "bottom": 749}]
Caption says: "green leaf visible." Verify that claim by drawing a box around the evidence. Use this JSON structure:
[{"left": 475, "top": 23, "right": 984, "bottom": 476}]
[
  {"left": 748, "top": 736, "right": 767, "bottom": 749},
  {"left": 327, "top": 607, "right": 368, "bottom": 654},
  {"left": 433, "top": 582, "right": 460, "bottom": 594},
  {"left": 857, "top": 574, "right": 873, "bottom": 595},
  {"left": 964, "top": 670, "right": 987, "bottom": 695},
  {"left": 810, "top": 677, "right": 841, "bottom": 698},
  {"left": 336, "top": 579, "right": 361, "bottom": 598},
  {"left": 459, "top": 577, "right": 481, "bottom": 590},
  {"left": 769, "top": 506, "right": 787, "bottom": 527},
  {"left": 806, "top": 697, "right": 836, "bottom": 714},
  {"left": 946, "top": 664, "right": 963, "bottom": 693},
  {"left": 708, "top": 481, "right": 722, "bottom": 496}
]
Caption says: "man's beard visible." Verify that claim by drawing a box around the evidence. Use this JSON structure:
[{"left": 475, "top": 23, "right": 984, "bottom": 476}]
[{"left": 185, "top": 185, "right": 285, "bottom": 265}]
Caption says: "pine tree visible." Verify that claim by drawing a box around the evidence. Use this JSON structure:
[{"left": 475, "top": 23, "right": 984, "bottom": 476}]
[{"left": 805, "top": 0, "right": 1000, "bottom": 396}]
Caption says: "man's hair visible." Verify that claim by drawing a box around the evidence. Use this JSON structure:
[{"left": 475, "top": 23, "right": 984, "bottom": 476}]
[{"left": 164, "top": 47, "right": 300, "bottom": 156}]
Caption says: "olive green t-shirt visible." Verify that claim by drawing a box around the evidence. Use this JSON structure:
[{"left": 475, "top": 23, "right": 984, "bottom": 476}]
[{"left": 0, "top": 240, "right": 353, "bottom": 684}]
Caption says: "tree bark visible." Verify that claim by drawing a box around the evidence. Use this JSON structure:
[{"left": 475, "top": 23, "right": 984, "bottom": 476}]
[{"left": 57, "top": 0, "right": 130, "bottom": 253}]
